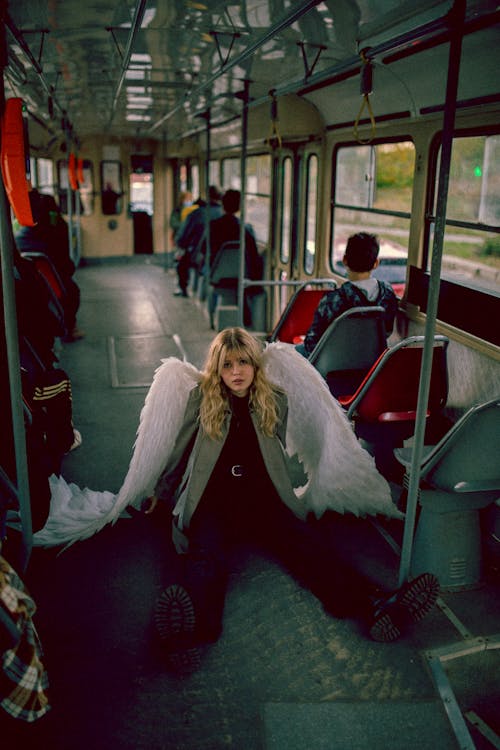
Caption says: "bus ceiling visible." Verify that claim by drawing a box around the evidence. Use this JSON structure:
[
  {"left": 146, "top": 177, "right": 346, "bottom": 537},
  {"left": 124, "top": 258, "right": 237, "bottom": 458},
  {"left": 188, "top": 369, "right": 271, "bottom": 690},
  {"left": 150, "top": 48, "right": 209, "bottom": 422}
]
[{"left": 2, "top": 1, "right": 499, "bottom": 149}]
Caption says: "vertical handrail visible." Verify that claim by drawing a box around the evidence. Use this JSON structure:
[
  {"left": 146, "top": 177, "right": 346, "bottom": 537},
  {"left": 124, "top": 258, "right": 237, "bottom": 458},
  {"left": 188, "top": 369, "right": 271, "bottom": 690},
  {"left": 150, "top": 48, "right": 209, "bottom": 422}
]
[
  {"left": 399, "top": 0, "right": 465, "bottom": 585},
  {"left": 202, "top": 107, "right": 211, "bottom": 293},
  {"left": 0, "top": 18, "right": 32, "bottom": 569},
  {"left": 237, "top": 80, "right": 250, "bottom": 328}
]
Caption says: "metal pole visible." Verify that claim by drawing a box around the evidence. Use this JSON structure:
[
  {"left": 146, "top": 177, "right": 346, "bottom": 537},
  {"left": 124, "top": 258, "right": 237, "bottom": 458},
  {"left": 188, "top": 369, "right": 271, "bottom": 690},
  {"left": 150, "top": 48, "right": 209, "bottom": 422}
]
[
  {"left": 0, "top": 12, "right": 32, "bottom": 568},
  {"left": 238, "top": 80, "right": 250, "bottom": 328},
  {"left": 73, "top": 173, "right": 81, "bottom": 267},
  {"left": 0, "top": 187, "right": 31, "bottom": 569},
  {"left": 202, "top": 107, "right": 211, "bottom": 303},
  {"left": 399, "top": 0, "right": 465, "bottom": 585}
]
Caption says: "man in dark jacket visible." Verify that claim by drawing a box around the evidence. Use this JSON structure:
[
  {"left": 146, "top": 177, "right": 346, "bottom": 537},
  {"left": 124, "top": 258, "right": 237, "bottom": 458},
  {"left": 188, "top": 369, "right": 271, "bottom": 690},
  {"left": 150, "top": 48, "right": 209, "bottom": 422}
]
[
  {"left": 202, "top": 189, "right": 263, "bottom": 326},
  {"left": 173, "top": 186, "right": 222, "bottom": 297}
]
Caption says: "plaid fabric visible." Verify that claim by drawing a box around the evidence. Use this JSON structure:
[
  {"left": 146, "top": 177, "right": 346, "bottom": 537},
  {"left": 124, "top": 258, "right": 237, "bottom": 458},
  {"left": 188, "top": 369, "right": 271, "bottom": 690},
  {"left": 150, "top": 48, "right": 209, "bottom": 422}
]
[{"left": 0, "top": 557, "right": 50, "bottom": 722}]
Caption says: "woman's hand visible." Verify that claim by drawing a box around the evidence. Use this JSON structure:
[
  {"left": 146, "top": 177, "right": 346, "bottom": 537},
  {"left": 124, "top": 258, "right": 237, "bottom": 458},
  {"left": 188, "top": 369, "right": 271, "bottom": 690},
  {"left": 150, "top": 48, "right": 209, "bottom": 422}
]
[
  {"left": 172, "top": 519, "right": 189, "bottom": 554},
  {"left": 143, "top": 495, "right": 158, "bottom": 514}
]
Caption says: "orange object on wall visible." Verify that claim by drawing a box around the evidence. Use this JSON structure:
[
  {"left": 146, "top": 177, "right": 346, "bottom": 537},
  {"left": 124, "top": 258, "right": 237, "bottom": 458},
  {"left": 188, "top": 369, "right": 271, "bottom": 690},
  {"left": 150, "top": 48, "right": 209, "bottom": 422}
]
[
  {"left": 1, "top": 98, "right": 35, "bottom": 226},
  {"left": 68, "top": 152, "right": 79, "bottom": 190}
]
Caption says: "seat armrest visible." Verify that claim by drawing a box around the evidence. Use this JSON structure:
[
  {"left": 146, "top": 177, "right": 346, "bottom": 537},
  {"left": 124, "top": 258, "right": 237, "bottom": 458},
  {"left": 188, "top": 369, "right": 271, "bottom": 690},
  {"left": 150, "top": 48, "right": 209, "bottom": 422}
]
[{"left": 454, "top": 479, "right": 500, "bottom": 493}]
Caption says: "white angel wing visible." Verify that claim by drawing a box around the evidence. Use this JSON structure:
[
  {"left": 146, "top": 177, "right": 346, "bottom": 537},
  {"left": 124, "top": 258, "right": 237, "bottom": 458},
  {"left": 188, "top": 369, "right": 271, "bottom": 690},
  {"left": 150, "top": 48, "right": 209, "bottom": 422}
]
[
  {"left": 262, "top": 342, "right": 402, "bottom": 519},
  {"left": 34, "top": 358, "right": 201, "bottom": 547}
]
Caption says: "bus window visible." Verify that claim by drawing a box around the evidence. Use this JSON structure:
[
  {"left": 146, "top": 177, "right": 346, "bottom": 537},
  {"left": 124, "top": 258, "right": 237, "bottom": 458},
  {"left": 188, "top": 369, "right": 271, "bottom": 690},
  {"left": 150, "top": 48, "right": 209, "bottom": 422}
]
[
  {"left": 79, "top": 159, "right": 94, "bottom": 216},
  {"left": 101, "top": 160, "right": 123, "bottom": 215},
  {"left": 427, "top": 133, "right": 500, "bottom": 295},
  {"left": 245, "top": 154, "right": 271, "bottom": 245},
  {"left": 209, "top": 159, "right": 220, "bottom": 189},
  {"left": 331, "top": 141, "right": 415, "bottom": 297},
  {"left": 34, "top": 157, "right": 55, "bottom": 195},
  {"left": 190, "top": 163, "right": 199, "bottom": 199},
  {"left": 280, "top": 156, "right": 293, "bottom": 264},
  {"left": 304, "top": 153, "right": 318, "bottom": 275},
  {"left": 221, "top": 157, "right": 240, "bottom": 190}
]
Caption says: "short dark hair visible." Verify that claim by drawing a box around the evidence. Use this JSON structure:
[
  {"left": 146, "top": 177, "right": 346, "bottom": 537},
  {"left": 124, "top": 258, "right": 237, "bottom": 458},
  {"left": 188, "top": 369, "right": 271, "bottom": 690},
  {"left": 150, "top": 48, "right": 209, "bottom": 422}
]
[
  {"left": 222, "top": 189, "right": 240, "bottom": 214},
  {"left": 344, "top": 232, "right": 380, "bottom": 272},
  {"left": 208, "top": 185, "right": 221, "bottom": 202}
]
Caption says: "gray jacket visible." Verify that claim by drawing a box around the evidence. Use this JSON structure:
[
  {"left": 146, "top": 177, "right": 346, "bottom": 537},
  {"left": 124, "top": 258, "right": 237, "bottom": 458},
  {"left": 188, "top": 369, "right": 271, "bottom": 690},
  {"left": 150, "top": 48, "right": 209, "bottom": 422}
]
[{"left": 154, "top": 386, "right": 307, "bottom": 534}]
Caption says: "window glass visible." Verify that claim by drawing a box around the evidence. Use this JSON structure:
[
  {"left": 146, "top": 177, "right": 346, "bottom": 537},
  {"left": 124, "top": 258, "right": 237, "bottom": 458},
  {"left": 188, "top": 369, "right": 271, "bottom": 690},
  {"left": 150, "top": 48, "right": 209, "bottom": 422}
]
[
  {"left": 35, "top": 157, "right": 55, "bottom": 194},
  {"left": 280, "top": 157, "right": 293, "bottom": 264},
  {"left": 101, "top": 160, "right": 123, "bottom": 215},
  {"left": 222, "top": 157, "right": 241, "bottom": 190},
  {"left": 209, "top": 160, "right": 220, "bottom": 189},
  {"left": 331, "top": 141, "right": 415, "bottom": 297},
  {"left": 79, "top": 159, "right": 94, "bottom": 216},
  {"left": 429, "top": 134, "right": 500, "bottom": 294},
  {"left": 304, "top": 154, "right": 318, "bottom": 274},
  {"left": 179, "top": 163, "right": 188, "bottom": 192},
  {"left": 190, "top": 163, "right": 200, "bottom": 199},
  {"left": 245, "top": 154, "right": 271, "bottom": 244}
]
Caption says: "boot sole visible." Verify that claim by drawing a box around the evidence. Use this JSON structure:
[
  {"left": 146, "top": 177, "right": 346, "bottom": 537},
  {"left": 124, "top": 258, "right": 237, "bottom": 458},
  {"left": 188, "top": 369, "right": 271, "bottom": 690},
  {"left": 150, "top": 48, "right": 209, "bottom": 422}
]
[
  {"left": 154, "top": 584, "right": 200, "bottom": 672},
  {"left": 398, "top": 573, "right": 440, "bottom": 623},
  {"left": 370, "top": 573, "right": 440, "bottom": 643}
]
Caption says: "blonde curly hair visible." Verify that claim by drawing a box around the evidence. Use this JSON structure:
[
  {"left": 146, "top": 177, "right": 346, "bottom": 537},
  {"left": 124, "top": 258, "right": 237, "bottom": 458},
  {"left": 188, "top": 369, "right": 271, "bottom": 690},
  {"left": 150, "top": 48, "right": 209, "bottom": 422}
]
[{"left": 199, "top": 327, "right": 280, "bottom": 440}]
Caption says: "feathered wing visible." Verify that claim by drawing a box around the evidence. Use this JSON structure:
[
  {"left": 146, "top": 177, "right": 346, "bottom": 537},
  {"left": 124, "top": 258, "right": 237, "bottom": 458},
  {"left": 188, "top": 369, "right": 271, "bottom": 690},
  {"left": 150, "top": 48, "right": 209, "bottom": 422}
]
[
  {"left": 262, "top": 342, "right": 402, "bottom": 519},
  {"left": 34, "top": 358, "right": 201, "bottom": 547}
]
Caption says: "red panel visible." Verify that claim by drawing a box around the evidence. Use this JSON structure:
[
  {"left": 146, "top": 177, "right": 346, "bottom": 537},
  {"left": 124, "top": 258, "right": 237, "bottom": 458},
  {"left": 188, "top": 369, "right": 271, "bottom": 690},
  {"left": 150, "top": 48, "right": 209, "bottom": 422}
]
[
  {"left": 68, "top": 152, "right": 79, "bottom": 190},
  {"left": 1, "top": 98, "right": 35, "bottom": 226}
]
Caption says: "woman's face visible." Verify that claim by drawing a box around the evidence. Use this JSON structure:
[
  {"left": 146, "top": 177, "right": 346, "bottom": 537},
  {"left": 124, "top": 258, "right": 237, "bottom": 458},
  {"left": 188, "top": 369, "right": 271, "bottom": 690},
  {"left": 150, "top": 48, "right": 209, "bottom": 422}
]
[{"left": 220, "top": 351, "right": 255, "bottom": 397}]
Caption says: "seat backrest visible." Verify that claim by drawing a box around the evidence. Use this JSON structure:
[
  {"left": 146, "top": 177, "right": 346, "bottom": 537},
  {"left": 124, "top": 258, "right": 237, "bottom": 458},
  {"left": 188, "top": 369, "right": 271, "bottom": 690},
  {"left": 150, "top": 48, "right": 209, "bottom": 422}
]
[
  {"left": 421, "top": 398, "right": 500, "bottom": 493},
  {"left": 17, "top": 255, "right": 67, "bottom": 340},
  {"left": 21, "top": 251, "right": 67, "bottom": 301},
  {"left": 345, "top": 335, "right": 449, "bottom": 422},
  {"left": 269, "top": 282, "right": 335, "bottom": 343},
  {"left": 209, "top": 241, "right": 240, "bottom": 287},
  {"left": 308, "top": 306, "right": 387, "bottom": 395}
]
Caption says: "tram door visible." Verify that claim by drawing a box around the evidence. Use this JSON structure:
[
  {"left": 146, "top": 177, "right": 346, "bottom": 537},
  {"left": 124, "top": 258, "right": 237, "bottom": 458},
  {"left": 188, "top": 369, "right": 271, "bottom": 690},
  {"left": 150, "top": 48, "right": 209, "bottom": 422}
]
[
  {"left": 130, "top": 154, "right": 153, "bottom": 254},
  {"left": 273, "top": 150, "right": 296, "bottom": 319},
  {"left": 273, "top": 147, "right": 319, "bottom": 321}
]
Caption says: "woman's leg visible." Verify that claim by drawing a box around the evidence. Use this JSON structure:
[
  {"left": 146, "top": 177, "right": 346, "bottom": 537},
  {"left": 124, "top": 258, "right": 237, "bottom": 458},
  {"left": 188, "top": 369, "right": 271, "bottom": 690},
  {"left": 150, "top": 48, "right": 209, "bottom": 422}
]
[
  {"left": 251, "top": 492, "right": 439, "bottom": 640},
  {"left": 155, "top": 487, "right": 239, "bottom": 660}
]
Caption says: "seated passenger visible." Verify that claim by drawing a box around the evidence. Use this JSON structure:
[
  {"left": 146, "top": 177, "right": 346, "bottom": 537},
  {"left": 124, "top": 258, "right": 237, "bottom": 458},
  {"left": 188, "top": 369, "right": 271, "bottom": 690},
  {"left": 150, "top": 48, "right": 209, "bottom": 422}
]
[
  {"left": 296, "top": 232, "right": 398, "bottom": 357},
  {"left": 173, "top": 186, "right": 222, "bottom": 297},
  {"left": 15, "top": 189, "right": 84, "bottom": 342},
  {"left": 200, "top": 189, "right": 263, "bottom": 325}
]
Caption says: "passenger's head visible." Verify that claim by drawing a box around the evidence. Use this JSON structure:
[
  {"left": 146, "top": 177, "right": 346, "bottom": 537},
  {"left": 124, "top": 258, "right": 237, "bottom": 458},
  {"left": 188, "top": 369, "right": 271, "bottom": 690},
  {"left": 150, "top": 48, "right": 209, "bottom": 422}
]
[
  {"left": 222, "top": 189, "right": 240, "bottom": 215},
  {"left": 204, "top": 327, "right": 261, "bottom": 389},
  {"left": 30, "top": 190, "right": 60, "bottom": 225},
  {"left": 208, "top": 185, "right": 222, "bottom": 203},
  {"left": 200, "top": 327, "right": 279, "bottom": 438},
  {"left": 343, "top": 232, "right": 380, "bottom": 272},
  {"left": 179, "top": 190, "right": 192, "bottom": 207}
]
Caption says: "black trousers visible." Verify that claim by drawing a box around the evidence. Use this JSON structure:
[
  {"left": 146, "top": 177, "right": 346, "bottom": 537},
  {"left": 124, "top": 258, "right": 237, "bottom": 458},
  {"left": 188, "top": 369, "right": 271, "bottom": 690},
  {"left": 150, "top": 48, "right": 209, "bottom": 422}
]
[
  {"left": 171, "top": 473, "right": 381, "bottom": 641},
  {"left": 176, "top": 251, "right": 190, "bottom": 292}
]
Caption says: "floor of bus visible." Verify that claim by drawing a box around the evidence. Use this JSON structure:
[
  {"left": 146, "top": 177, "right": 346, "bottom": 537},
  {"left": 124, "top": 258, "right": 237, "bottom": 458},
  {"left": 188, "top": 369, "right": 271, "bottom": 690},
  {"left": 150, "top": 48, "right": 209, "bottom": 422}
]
[{"left": 2, "top": 256, "right": 499, "bottom": 750}]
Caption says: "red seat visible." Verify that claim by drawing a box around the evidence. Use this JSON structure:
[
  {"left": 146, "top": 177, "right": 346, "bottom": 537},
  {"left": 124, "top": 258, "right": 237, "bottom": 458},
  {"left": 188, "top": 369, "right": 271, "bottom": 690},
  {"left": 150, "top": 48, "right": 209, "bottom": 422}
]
[
  {"left": 341, "top": 335, "right": 449, "bottom": 422},
  {"left": 268, "top": 281, "right": 336, "bottom": 344},
  {"left": 339, "top": 335, "right": 449, "bottom": 477}
]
